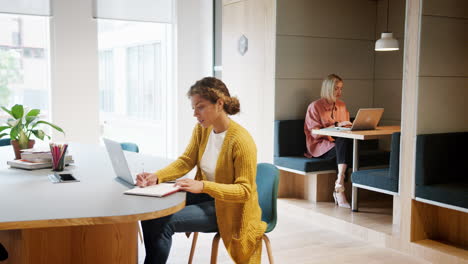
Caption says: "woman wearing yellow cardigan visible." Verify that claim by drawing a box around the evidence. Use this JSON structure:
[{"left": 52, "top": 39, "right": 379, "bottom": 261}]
[{"left": 136, "top": 77, "right": 266, "bottom": 264}]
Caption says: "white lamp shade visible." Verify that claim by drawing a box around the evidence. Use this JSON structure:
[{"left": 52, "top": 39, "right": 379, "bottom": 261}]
[{"left": 375, "top": 32, "right": 399, "bottom": 51}]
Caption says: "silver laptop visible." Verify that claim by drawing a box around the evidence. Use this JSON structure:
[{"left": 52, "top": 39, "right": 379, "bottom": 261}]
[
  {"left": 332, "top": 108, "right": 384, "bottom": 131},
  {"left": 103, "top": 138, "right": 137, "bottom": 188}
]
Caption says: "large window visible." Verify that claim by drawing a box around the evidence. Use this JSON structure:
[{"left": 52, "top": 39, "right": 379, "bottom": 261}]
[
  {"left": 98, "top": 19, "right": 173, "bottom": 157},
  {"left": 0, "top": 14, "right": 50, "bottom": 115}
]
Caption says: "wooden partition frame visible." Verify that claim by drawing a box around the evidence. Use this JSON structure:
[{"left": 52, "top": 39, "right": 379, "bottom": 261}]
[
  {"left": 277, "top": 168, "right": 337, "bottom": 202},
  {"left": 388, "top": 1, "right": 468, "bottom": 263}
]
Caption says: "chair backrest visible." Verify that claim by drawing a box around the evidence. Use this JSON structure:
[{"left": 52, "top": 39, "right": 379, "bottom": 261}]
[
  {"left": 120, "top": 142, "right": 139, "bottom": 153},
  {"left": 388, "top": 132, "right": 401, "bottom": 180},
  {"left": 274, "top": 120, "right": 306, "bottom": 157},
  {"left": 0, "top": 138, "right": 11, "bottom": 147},
  {"left": 415, "top": 132, "right": 468, "bottom": 185},
  {"left": 256, "top": 163, "right": 279, "bottom": 233}
]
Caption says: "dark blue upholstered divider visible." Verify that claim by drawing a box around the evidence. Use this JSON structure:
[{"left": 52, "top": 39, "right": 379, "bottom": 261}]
[
  {"left": 0, "top": 138, "right": 11, "bottom": 147},
  {"left": 415, "top": 132, "right": 468, "bottom": 209},
  {"left": 351, "top": 132, "right": 400, "bottom": 192},
  {"left": 274, "top": 120, "right": 306, "bottom": 157}
]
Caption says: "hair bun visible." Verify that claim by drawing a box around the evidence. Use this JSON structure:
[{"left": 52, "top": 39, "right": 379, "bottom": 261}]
[{"left": 224, "top": 96, "right": 240, "bottom": 115}]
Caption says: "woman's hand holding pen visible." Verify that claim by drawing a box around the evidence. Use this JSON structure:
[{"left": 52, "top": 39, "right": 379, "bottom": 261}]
[
  {"left": 136, "top": 172, "right": 158, "bottom": 187},
  {"left": 175, "top": 178, "right": 204, "bottom": 193}
]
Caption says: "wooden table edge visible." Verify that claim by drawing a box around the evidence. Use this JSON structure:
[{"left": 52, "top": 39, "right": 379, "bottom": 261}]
[
  {"left": 0, "top": 200, "right": 185, "bottom": 231},
  {"left": 311, "top": 126, "right": 400, "bottom": 140}
]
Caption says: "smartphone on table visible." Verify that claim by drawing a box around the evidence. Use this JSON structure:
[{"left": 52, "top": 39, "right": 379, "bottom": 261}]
[{"left": 48, "top": 173, "right": 79, "bottom": 183}]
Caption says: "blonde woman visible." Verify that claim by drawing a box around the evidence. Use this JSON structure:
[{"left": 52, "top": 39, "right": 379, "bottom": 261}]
[
  {"left": 304, "top": 74, "right": 352, "bottom": 208},
  {"left": 137, "top": 77, "right": 265, "bottom": 264}
]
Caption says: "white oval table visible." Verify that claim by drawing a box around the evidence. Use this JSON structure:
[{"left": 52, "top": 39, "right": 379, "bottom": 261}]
[{"left": 0, "top": 143, "right": 185, "bottom": 264}]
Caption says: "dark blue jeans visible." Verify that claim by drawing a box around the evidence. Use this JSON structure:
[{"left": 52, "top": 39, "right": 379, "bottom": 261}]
[{"left": 141, "top": 193, "right": 217, "bottom": 264}]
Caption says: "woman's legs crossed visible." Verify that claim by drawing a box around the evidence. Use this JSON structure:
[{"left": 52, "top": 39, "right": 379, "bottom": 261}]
[
  {"left": 334, "top": 137, "right": 352, "bottom": 183},
  {"left": 141, "top": 193, "right": 217, "bottom": 264},
  {"left": 319, "top": 138, "right": 352, "bottom": 207}
]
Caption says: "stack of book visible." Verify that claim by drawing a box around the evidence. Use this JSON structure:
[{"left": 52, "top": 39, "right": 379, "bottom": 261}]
[{"left": 7, "top": 148, "right": 74, "bottom": 170}]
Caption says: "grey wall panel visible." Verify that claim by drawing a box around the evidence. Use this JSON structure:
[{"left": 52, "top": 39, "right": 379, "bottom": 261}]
[
  {"left": 374, "top": 47, "right": 404, "bottom": 79},
  {"left": 418, "top": 77, "right": 468, "bottom": 134},
  {"left": 375, "top": 0, "right": 406, "bottom": 39},
  {"left": 277, "top": 0, "right": 376, "bottom": 40},
  {"left": 423, "top": 0, "right": 468, "bottom": 18},
  {"left": 276, "top": 36, "right": 375, "bottom": 79},
  {"left": 340, "top": 80, "right": 374, "bottom": 117},
  {"left": 373, "top": 0, "right": 405, "bottom": 124},
  {"left": 419, "top": 16, "right": 468, "bottom": 77},
  {"left": 275, "top": 79, "right": 322, "bottom": 120},
  {"left": 275, "top": 79, "right": 373, "bottom": 120},
  {"left": 374, "top": 80, "right": 403, "bottom": 121}
]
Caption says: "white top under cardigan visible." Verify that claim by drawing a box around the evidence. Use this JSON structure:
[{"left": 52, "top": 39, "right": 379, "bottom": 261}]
[{"left": 200, "top": 129, "right": 226, "bottom": 182}]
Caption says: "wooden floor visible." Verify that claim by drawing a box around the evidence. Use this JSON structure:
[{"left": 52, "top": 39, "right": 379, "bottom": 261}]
[
  {"left": 287, "top": 195, "right": 395, "bottom": 234},
  {"left": 138, "top": 198, "right": 428, "bottom": 264}
]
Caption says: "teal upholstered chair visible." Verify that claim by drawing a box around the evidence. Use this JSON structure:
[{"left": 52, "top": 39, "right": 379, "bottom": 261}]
[
  {"left": 188, "top": 163, "right": 280, "bottom": 264},
  {"left": 0, "top": 139, "right": 11, "bottom": 147},
  {"left": 120, "top": 142, "right": 139, "bottom": 153}
]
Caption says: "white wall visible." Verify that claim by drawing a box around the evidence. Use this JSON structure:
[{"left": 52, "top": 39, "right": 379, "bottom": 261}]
[
  {"left": 175, "top": 0, "right": 213, "bottom": 156},
  {"left": 49, "top": 0, "right": 100, "bottom": 144},
  {"left": 221, "top": 0, "right": 276, "bottom": 163}
]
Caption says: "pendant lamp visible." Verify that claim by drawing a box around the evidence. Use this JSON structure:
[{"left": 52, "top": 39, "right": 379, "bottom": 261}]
[{"left": 375, "top": 0, "right": 399, "bottom": 51}]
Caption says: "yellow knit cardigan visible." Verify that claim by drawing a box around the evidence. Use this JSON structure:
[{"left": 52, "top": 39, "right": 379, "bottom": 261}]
[{"left": 155, "top": 120, "right": 266, "bottom": 263}]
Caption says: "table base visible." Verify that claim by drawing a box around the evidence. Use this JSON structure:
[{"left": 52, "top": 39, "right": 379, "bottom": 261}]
[{"left": 0, "top": 222, "right": 138, "bottom": 264}]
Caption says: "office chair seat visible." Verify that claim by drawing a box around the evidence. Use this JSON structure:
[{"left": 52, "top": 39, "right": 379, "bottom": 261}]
[
  {"left": 188, "top": 163, "right": 279, "bottom": 264},
  {"left": 120, "top": 142, "right": 139, "bottom": 153}
]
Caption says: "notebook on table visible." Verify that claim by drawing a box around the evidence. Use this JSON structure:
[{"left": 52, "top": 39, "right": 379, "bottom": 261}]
[
  {"left": 103, "top": 138, "right": 180, "bottom": 197},
  {"left": 123, "top": 183, "right": 180, "bottom": 197}
]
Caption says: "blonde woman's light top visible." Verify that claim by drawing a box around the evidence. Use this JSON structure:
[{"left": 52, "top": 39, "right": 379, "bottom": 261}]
[{"left": 304, "top": 98, "right": 350, "bottom": 157}]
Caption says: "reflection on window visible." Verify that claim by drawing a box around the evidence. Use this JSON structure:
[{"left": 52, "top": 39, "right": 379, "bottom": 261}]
[
  {"left": 99, "top": 50, "right": 114, "bottom": 112},
  {"left": 0, "top": 14, "right": 50, "bottom": 113},
  {"left": 98, "top": 19, "right": 173, "bottom": 157},
  {"left": 126, "top": 43, "right": 162, "bottom": 121},
  {"left": 98, "top": 20, "right": 170, "bottom": 122}
]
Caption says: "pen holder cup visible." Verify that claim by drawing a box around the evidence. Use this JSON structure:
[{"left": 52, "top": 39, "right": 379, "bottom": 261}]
[{"left": 52, "top": 155, "right": 65, "bottom": 172}]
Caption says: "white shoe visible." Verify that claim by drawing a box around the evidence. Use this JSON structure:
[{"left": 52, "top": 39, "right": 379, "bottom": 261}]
[{"left": 333, "top": 183, "right": 350, "bottom": 209}]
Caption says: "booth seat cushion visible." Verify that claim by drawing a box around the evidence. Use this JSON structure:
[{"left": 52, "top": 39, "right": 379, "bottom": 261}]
[
  {"left": 274, "top": 156, "right": 336, "bottom": 172},
  {"left": 415, "top": 181, "right": 468, "bottom": 209},
  {"left": 273, "top": 149, "right": 389, "bottom": 173},
  {"left": 351, "top": 168, "right": 398, "bottom": 192}
]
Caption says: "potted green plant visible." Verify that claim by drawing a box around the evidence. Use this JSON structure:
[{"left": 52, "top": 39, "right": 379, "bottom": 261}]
[{"left": 0, "top": 104, "right": 64, "bottom": 159}]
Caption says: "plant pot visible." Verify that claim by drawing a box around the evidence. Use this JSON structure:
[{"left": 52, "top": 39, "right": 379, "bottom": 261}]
[{"left": 11, "top": 140, "right": 35, "bottom": 160}]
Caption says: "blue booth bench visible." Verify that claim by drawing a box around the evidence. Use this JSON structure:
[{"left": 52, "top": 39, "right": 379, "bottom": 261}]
[
  {"left": 414, "top": 132, "right": 468, "bottom": 212},
  {"left": 351, "top": 132, "right": 400, "bottom": 211},
  {"left": 274, "top": 120, "right": 391, "bottom": 202}
]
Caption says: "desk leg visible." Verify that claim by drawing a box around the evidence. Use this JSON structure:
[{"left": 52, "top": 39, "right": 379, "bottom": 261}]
[
  {"left": 352, "top": 139, "right": 359, "bottom": 212},
  {"left": 0, "top": 222, "right": 138, "bottom": 264}
]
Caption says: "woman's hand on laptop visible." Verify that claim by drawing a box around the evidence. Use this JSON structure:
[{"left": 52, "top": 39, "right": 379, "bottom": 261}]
[
  {"left": 337, "top": 121, "right": 352, "bottom": 127},
  {"left": 136, "top": 172, "right": 158, "bottom": 187}
]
